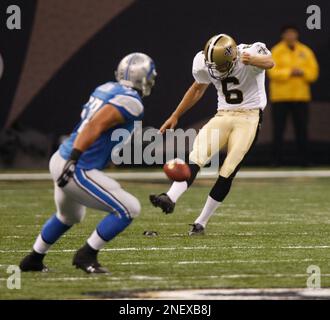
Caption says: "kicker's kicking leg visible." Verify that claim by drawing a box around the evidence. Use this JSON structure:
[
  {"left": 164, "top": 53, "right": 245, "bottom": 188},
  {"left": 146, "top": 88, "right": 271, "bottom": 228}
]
[
  {"left": 149, "top": 162, "right": 200, "bottom": 214},
  {"left": 150, "top": 115, "right": 228, "bottom": 213}
]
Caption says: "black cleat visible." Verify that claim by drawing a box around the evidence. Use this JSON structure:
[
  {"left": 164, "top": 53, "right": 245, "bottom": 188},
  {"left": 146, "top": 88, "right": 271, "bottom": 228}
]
[
  {"left": 19, "top": 252, "right": 49, "bottom": 272},
  {"left": 72, "top": 244, "right": 110, "bottom": 274},
  {"left": 188, "top": 223, "right": 205, "bottom": 236},
  {"left": 149, "top": 193, "right": 175, "bottom": 214}
]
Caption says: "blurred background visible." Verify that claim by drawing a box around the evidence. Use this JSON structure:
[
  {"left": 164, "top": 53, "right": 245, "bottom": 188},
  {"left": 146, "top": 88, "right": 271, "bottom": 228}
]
[{"left": 0, "top": 0, "right": 329, "bottom": 169}]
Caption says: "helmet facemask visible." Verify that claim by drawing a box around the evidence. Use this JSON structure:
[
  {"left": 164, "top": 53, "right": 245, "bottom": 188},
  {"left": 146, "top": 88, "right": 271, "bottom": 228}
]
[
  {"left": 205, "top": 59, "right": 236, "bottom": 80},
  {"left": 141, "top": 68, "right": 157, "bottom": 97}
]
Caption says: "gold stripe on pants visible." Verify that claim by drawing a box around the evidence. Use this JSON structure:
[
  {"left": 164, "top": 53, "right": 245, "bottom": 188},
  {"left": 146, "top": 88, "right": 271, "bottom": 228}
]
[{"left": 189, "top": 109, "right": 260, "bottom": 178}]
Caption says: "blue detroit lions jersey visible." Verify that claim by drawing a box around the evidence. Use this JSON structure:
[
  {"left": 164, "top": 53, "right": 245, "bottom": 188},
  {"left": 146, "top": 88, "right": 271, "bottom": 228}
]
[{"left": 59, "top": 82, "right": 144, "bottom": 170}]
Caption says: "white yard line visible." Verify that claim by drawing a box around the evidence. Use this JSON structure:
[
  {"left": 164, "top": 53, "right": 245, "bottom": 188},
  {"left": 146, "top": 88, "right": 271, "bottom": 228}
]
[
  {"left": 1, "top": 170, "right": 330, "bottom": 181},
  {"left": 170, "top": 232, "right": 313, "bottom": 236},
  {"left": 1, "top": 245, "right": 330, "bottom": 254},
  {"left": 143, "top": 288, "right": 330, "bottom": 300},
  {"left": 176, "top": 258, "right": 326, "bottom": 265},
  {"left": 3, "top": 258, "right": 324, "bottom": 271},
  {"left": 159, "top": 221, "right": 330, "bottom": 225},
  {"left": 1, "top": 274, "right": 330, "bottom": 283},
  {"left": 117, "top": 258, "right": 328, "bottom": 265}
]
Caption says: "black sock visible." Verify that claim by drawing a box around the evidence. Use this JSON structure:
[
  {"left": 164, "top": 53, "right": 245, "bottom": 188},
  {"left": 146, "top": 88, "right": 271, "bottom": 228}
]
[
  {"left": 186, "top": 163, "right": 201, "bottom": 187},
  {"left": 31, "top": 250, "right": 45, "bottom": 262},
  {"left": 80, "top": 242, "right": 98, "bottom": 258},
  {"left": 209, "top": 176, "right": 234, "bottom": 202}
]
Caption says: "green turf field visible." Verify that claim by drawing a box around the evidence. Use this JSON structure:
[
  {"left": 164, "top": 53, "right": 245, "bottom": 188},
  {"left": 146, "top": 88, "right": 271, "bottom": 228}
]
[{"left": 0, "top": 177, "right": 330, "bottom": 299}]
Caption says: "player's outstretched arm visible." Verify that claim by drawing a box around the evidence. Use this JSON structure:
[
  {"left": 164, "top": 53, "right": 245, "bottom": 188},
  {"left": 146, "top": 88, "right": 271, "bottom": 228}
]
[
  {"left": 159, "top": 81, "right": 209, "bottom": 134},
  {"left": 73, "top": 104, "right": 124, "bottom": 152},
  {"left": 57, "top": 105, "right": 124, "bottom": 187},
  {"left": 241, "top": 52, "right": 275, "bottom": 70}
]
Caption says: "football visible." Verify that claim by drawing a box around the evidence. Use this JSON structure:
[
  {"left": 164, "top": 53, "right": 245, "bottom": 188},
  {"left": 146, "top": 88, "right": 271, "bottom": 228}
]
[{"left": 163, "top": 158, "right": 191, "bottom": 182}]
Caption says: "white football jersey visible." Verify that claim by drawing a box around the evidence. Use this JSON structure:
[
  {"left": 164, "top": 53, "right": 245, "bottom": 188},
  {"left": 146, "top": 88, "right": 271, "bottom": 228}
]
[{"left": 192, "top": 42, "right": 271, "bottom": 110}]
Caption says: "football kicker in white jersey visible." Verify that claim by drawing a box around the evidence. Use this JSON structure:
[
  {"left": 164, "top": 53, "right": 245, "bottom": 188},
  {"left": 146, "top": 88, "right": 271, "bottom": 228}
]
[
  {"left": 150, "top": 34, "right": 274, "bottom": 236},
  {"left": 193, "top": 42, "right": 271, "bottom": 110}
]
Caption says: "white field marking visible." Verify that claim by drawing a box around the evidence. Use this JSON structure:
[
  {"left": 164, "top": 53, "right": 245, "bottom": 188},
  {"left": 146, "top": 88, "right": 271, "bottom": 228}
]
[
  {"left": 1, "top": 234, "right": 81, "bottom": 240},
  {"left": 0, "top": 275, "right": 163, "bottom": 282},
  {"left": 158, "top": 221, "right": 330, "bottom": 226},
  {"left": 0, "top": 246, "right": 209, "bottom": 253},
  {"left": 1, "top": 274, "right": 330, "bottom": 283},
  {"left": 130, "top": 275, "right": 164, "bottom": 280},
  {"left": 0, "top": 277, "right": 167, "bottom": 282},
  {"left": 166, "top": 274, "right": 330, "bottom": 279},
  {"left": 6, "top": 229, "right": 323, "bottom": 238},
  {"left": 120, "top": 262, "right": 155, "bottom": 265},
  {"left": 34, "top": 277, "right": 103, "bottom": 281},
  {"left": 176, "top": 258, "right": 326, "bottom": 265},
  {"left": 110, "top": 257, "right": 329, "bottom": 266},
  {"left": 1, "top": 245, "right": 330, "bottom": 254},
  {"left": 283, "top": 245, "right": 330, "bottom": 249},
  {"left": 1, "top": 170, "right": 330, "bottom": 181},
  {"left": 0, "top": 257, "right": 325, "bottom": 269},
  {"left": 0, "top": 277, "right": 115, "bottom": 282},
  {"left": 0, "top": 203, "right": 39, "bottom": 207},
  {"left": 13, "top": 225, "right": 41, "bottom": 228},
  {"left": 143, "top": 288, "right": 330, "bottom": 300},
  {"left": 2, "top": 236, "right": 23, "bottom": 239},
  {"left": 0, "top": 276, "right": 166, "bottom": 283},
  {"left": 170, "top": 232, "right": 313, "bottom": 237},
  {"left": 45, "top": 276, "right": 166, "bottom": 282},
  {"left": 120, "top": 258, "right": 328, "bottom": 266}
]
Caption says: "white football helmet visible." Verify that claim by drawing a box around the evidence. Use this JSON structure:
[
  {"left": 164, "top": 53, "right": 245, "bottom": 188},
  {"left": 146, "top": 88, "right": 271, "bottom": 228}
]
[{"left": 115, "top": 53, "right": 157, "bottom": 97}]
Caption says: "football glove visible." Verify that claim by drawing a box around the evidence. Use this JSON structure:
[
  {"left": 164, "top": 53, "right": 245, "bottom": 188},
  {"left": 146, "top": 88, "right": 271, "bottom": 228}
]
[{"left": 57, "top": 148, "right": 82, "bottom": 188}]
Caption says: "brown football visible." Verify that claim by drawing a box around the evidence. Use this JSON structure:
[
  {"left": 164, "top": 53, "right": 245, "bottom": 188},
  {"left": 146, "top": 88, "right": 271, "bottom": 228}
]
[{"left": 163, "top": 158, "right": 191, "bottom": 182}]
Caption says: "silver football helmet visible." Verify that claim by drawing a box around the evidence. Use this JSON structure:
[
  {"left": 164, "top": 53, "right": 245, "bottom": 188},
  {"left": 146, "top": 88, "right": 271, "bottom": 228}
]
[{"left": 115, "top": 53, "right": 157, "bottom": 97}]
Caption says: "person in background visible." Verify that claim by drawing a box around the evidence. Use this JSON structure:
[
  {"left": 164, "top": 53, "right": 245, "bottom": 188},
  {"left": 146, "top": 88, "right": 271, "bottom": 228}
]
[{"left": 268, "top": 25, "right": 319, "bottom": 166}]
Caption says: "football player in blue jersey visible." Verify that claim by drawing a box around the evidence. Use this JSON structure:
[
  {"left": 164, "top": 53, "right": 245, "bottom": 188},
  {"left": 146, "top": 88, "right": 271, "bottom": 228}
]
[{"left": 19, "top": 53, "right": 157, "bottom": 274}]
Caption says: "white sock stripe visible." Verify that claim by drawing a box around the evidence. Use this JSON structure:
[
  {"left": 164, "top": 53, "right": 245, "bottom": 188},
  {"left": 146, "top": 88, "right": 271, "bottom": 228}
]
[
  {"left": 87, "top": 230, "right": 107, "bottom": 251},
  {"left": 33, "top": 234, "right": 51, "bottom": 254}
]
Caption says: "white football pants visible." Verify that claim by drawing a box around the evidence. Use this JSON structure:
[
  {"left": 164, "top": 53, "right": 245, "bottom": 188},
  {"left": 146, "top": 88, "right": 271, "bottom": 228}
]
[
  {"left": 189, "top": 109, "right": 261, "bottom": 178},
  {"left": 49, "top": 151, "right": 141, "bottom": 225}
]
